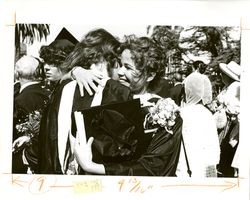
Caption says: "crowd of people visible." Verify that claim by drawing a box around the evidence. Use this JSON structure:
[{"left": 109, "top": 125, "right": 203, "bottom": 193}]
[{"left": 12, "top": 28, "right": 241, "bottom": 178}]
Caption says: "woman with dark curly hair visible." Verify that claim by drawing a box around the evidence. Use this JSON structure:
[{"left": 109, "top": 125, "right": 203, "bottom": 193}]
[
  {"left": 37, "top": 37, "right": 78, "bottom": 174},
  {"left": 117, "top": 37, "right": 165, "bottom": 95},
  {"left": 74, "top": 37, "right": 183, "bottom": 176},
  {"left": 39, "top": 39, "right": 76, "bottom": 83}
]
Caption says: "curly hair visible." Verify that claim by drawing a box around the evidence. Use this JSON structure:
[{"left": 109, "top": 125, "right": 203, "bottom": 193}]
[
  {"left": 39, "top": 39, "right": 75, "bottom": 66},
  {"left": 124, "top": 37, "right": 166, "bottom": 94},
  {"left": 60, "top": 28, "right": 121, "bottom": 73}
]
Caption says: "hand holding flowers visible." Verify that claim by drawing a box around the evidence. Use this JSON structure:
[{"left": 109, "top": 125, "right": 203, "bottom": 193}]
[{"left": 13, "top": 110, "right": 42, "bottom": 153}]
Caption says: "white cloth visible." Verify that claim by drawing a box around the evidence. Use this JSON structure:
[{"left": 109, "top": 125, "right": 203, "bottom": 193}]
[
  {"left": 176, "top": 104, "right": 220, "bottom": 177},
  {"left": 57, "top": 78, "right": 110, "bottom": 174},
  {"left": 90, "top": 78, "right": 110, "bottom": 107},
  {"left": 57, "top": 81, "right": 77, "bottom": 173},
  {"left": 133, "top": 92, "right": 161, "bottom": 107},
  {"left": 231, "top": 145, "right": 239, "bottom": 169},
  {"left": 217, "top": 81, "right": 240, "bottom": 115},
  {"left": 184, "top": 72, "right": 212, "bottom": 106}
]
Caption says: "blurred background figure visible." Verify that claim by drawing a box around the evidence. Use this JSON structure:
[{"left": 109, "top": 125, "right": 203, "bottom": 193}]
[
  {"left": 192, "top": 60, "right": 207, "bottom": 74},
  {"left": 12, "top": 55, "right": 49, "bottom": 173},
  {"left": 176, "top": 72, "right": 220, "bottom": 178},
  {"left": 169, "top": 72, "right": 184, "bottom": 106},
  {"left": 215, "top": 61, "right": 240, "bottom": 177}
]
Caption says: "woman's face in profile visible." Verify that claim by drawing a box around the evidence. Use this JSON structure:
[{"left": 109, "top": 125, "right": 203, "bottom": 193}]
[{"left": 44, "top": 64, "right": 63, "bottom": 81}]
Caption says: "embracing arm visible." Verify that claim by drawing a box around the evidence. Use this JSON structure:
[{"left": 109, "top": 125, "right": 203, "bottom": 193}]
[
  {"left": 74, "top": 137, "right": 148, "bottom": 175},
  {"left": 61, "top": 66, "right": 104, "bottom": 96}
]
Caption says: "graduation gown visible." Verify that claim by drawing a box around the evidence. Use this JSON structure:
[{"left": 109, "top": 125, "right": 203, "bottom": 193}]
[
  {"left": 104, "top": 116, "right": 183, "bottom": 176},
  {"left": 38, "top": 79, "right": 133, "bottom": 174},
  {"left": 38, "top": 79, "right": 71, "bottom": 174}
]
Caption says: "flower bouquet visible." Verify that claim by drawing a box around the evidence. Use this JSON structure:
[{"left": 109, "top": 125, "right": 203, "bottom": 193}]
[
  {"left": 144, "top": 98, "right": 180, "bottom": 135},
  {"left": 13, "top": 110, "right": 42, "bottom": 153},
  {"left": 210, "top": 85, "right": 240, "bottom": 146},
  {"left": 211, "top": 90, "right": 240, "bottom": 130}
]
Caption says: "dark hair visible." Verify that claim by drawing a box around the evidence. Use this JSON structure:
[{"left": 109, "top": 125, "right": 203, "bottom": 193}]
[
  {"left": 124, "top": 37, "right": 166, "bottom": 93},
  {"left": 34, "top": 57, "right": 46, "bottom": 81},
  {"left": 39, "top": 39, "right": 76, "bottom": 67},
  {"left": 60, "top": 28, "right": 121, "bottom": 73},
  {"left": 193, "top": 60, "right": 207, "bottom": 74}
]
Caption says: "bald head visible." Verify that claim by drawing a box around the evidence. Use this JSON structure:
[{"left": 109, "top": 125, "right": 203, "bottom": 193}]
[{"left": 15, "top": 55, "right": 40, "bottom": 80}]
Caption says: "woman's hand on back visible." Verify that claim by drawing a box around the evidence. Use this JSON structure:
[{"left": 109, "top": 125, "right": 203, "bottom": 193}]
[{"left": 72, "top": 67, "right": 104, "bottom": 96}]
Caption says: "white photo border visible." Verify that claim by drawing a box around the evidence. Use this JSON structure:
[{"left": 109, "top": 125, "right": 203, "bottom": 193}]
[{"left": 0, "top": 0, "right": 249, "bottom": 199}]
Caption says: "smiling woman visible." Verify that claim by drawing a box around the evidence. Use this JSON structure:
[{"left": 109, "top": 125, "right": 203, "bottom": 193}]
[{"left": 117, "top": 37, "right": 166, "bottom": 95}]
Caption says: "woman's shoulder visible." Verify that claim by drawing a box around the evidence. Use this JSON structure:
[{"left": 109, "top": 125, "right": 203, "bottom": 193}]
[
  {"left": 102, "top": 79, "right": 133, "bottom": 102},
  {"left": 106, "top": 79, "right": 129, "bottom": 89}
]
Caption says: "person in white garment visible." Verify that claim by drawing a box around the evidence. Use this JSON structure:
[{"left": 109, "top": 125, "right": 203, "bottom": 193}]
[{"left": 176, "top": 72, "right": 221, "bottom": 177}]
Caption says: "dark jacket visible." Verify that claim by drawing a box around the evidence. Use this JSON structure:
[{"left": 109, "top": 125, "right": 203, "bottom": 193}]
[
  {"left": 12, "top": 82, "right": 49, "bottom": 173},
  {"left": 155, "top": 78, "right": 174, "bottom": 98},
  {"left": 169, "top": 83, "right": 184, "bottom": 106}
]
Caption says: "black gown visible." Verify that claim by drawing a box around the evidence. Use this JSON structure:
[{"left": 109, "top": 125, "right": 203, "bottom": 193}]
[
  {"left": 38, "top": 79, "right": 71, "bottom": 174},
  {"left": 104, "top": 116, "right": 183, "bottom": 176},
  {"left": 38, "top": 79, "right": 133, "bottom": 174}
]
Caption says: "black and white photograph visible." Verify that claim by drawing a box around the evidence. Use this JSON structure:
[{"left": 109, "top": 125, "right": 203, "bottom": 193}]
[
  {"left": 0, "top": 0, "right": 249, "bottom": 199},
  {"left": 12, "top": 24, "right": 241, "bottom": 177}
]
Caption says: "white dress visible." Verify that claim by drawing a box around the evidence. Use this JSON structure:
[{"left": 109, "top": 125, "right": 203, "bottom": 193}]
[{"left": 176, "top": 104, "right": 221, "bottom": 177}]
